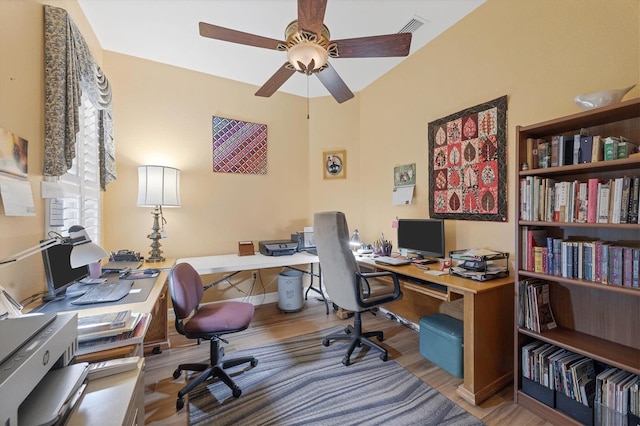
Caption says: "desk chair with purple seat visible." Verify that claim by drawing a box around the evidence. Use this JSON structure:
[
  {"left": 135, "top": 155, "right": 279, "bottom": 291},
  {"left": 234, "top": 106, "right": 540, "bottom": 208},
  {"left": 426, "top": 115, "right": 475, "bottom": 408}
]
[{"left": 169, "top": 262, "right": 258, "bottom": 410}]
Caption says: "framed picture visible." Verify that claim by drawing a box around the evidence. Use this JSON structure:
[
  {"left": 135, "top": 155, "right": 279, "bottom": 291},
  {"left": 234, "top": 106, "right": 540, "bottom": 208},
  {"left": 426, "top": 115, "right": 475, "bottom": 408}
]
[
  {"left": 428, "top": 95, "right": 508, "bottom": 222},
  {"left": 323, "top": 150, "right": 346, "bottom": 179}
]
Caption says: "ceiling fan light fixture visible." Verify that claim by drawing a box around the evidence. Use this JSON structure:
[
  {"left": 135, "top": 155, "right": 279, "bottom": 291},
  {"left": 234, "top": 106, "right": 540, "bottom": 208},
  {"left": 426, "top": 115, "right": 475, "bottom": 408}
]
[{"left": 287, "top": 42, "right": 328, "bottom": 74}]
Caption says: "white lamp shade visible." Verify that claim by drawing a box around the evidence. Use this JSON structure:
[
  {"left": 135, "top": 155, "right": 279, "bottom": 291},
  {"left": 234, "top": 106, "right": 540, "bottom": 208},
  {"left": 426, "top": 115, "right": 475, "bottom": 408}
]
[
  {"left": 70, "top": 242, "right": 108, "bottom": 268},
  {"left": 137, "top": 165, "right": 181, "bottom": 207},
  {"left": 287, "top": 42, "right": 329, "bottom": 72}
]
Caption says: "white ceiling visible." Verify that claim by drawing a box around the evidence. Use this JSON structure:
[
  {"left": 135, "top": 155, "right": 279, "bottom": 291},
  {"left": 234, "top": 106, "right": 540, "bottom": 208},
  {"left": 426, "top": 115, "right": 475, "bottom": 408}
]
[{"left": 78, "top": 0, "right": 484, "bottom": 100}]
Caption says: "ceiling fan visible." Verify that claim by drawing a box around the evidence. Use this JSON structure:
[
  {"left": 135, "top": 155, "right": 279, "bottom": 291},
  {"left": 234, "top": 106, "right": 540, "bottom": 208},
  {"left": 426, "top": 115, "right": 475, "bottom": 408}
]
[{"left": 199, "top": 0, "right": 412, "bottom": 103}]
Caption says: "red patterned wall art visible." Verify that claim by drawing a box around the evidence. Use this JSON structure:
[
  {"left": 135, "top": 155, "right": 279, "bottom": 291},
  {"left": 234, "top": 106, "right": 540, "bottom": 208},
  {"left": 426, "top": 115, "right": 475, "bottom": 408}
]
[
  {"left": 428, "top": 96, "right": 507, "bottom": 222},
  {"left": 213, "top": 116, "right": 267, "bottom": 175}
]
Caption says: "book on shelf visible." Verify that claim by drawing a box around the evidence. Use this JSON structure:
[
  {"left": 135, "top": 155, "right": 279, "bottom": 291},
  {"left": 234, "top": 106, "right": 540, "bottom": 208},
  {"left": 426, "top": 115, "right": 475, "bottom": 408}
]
[
  {"left": 77, "top": 309, "right": 132, "bottom": 335},
  {"left": 619, "top": 176, "right": 631, "bottom": 224},
  {"left": 597, "top": 182, "right": 611, "bottom": 223},
  {"left": 633, "top": 248, "right": 639, "bottom": 288},
  {"left": 573, "top": 134, "right": 581, "bottom": 165},
  {"left": 609, "top": 246, "right": 624, "bottom": 286},
  {"left": 550, "top": 136, "right": 559, "bottom": 167},
  {"left": 604, "top": 137, "right": 619, "bottom": 161},
  {"left": 622, "top": 247, "right": 633, "bottom": 288},
  {"left": 579, "top": 135, "right": 593, "bottom": 163},
  {"left": 587, "top": 178, "right": 600, "bottom": 223},
  {"left": 538, "top": 139, "right": 550, "bottom": 168},
  {"left": 591, "top": 135, "right": 603, "bottom": 162},
  {"left": 523, "top": 227, "right": 547, "bottom": 272},
  {"left": 77, "top": 312, "right": 142, "bottom": 342},
  {"left": 526, "top": 137, "right": 536, "bottom": 169},
  {"left": 629, "top": 176, "right": 639, "bottom": 223},
  {"left": 76, "top": 312, "right": 150, "bottom": 355},
  {"left": 561, "top": 134, "right": 574, "bottom": 166}
]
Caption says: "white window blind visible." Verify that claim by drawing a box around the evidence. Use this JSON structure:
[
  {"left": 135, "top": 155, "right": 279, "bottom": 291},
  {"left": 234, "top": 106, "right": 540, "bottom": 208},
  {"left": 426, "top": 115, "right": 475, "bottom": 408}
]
[{"left": 45, "top": 92, "right": 101, "bottom": 244}]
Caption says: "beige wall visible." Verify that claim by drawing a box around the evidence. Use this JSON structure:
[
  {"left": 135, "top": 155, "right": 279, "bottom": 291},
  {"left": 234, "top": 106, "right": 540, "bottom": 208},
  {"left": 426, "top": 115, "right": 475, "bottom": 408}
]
[
  {"left": 311, "top": 0, "right": 639, "bottom": 259},
  {"left": 1, "top": 0, "right": 638, "bottom": 304},
  {"left": 0, "top": 0, "right": 103, "bottom": 300}
]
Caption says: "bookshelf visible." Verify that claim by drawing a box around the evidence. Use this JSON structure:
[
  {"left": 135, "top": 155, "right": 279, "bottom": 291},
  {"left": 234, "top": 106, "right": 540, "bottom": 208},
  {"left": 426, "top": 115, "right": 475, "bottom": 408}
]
[{"left": 514, "top": 98, "right": 640, "bottom": 425}]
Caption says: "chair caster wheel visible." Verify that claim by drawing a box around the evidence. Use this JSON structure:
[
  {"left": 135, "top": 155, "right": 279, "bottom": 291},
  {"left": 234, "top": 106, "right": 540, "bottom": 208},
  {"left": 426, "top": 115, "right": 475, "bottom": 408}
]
[
  {"left": 342, "top": 356, "right": 351, "bottom": 366},
  {"left": 251, "top": 359, "right": 258, "bottom": 367},
  {"left": 380, "top": 353, "right": 388, "bottom": 361},
  {"left": 176, "top": 398, "right": 185, "bottom": 410},
  {"left": 173, "top": 370, "right": 181, "bottom": 379},
  {"left": 376, "top": 335, "right": 384, "bottom": 342},
  {"left": 322, "top": 338, "right": 330, "bottom": 346},
  {"left": 232, "top": 387, "right": 242, "bottom": 398}
]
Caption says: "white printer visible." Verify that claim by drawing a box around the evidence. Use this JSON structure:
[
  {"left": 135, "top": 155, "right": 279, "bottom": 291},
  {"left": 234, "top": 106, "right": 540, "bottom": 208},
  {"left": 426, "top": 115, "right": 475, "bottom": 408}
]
[{"left": 0, "top": 313, "right": 82, "bottom": 425}]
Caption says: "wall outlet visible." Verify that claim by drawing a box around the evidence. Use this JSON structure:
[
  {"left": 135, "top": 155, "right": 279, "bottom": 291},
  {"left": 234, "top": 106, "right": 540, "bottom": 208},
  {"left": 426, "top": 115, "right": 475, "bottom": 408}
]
[{"left": 251, "top": 271, "right": 257, "bottom": 280}]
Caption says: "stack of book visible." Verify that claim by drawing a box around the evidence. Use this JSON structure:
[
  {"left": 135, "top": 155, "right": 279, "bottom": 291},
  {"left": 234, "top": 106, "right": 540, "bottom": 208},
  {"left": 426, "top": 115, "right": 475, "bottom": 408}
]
[
  {"left": 76, "top": 310, "right": 150, "bottom": 356},
  {"left": 518, "top": 279, "right": 557, "bottom": 333}
]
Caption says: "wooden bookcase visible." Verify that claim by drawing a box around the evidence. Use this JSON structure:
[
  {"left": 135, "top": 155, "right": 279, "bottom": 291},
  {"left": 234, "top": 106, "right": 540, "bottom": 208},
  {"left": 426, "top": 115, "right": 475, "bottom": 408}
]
[{"left": 514, "top": 98, "right": 640, "bottom": 424}]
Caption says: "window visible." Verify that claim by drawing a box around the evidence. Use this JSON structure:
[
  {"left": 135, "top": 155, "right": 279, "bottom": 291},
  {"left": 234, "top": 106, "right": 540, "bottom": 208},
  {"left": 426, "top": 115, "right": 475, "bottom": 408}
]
[{"left": 45, "top": 92, "right": 101, "bottom": 244}]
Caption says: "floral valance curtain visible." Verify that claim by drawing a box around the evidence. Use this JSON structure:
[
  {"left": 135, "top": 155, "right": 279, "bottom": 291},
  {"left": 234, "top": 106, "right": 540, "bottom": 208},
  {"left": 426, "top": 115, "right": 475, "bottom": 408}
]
[{"left": 43, "top": 5, "right": 116, "bottom": 190}]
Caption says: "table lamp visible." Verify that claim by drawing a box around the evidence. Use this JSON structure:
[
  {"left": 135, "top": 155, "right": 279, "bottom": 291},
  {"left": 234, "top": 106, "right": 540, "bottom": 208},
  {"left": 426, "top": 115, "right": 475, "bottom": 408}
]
[
  {"left": 349, "top": 229, "right": 362, "bottom": 252},
  {"left": 137, "top": 165, "right": 181, "bottom": 262},
  {"left": 0, "top": 225, "right": 108, "bottom": 318}
]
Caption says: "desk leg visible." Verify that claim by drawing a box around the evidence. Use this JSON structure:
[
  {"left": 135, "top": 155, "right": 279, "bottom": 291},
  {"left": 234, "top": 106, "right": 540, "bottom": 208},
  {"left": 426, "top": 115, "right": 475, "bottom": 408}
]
[
  {"left": 456, "top": 285, "right": 514, "bottom": 405},
  {"left": 303, "top": 263, "right": 329, "bottom": 315}
]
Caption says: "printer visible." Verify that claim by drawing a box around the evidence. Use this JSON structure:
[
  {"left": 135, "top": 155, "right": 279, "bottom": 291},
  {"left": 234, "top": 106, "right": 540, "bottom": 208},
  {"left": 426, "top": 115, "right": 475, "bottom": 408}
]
[
  {"left": 259, "top": 240, "right": 298, "bottom": 256},
  {"left": 0, "top": 313, "right": 81, "bottom": 425}
]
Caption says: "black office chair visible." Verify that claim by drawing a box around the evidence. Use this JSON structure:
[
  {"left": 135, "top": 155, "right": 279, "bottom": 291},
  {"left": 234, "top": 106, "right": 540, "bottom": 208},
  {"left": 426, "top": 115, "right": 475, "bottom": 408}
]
[
  {"left": 314, "top": 211, "right": 402, "bottom": 366},
  {"left": 168, "top": 262, "right": 258, "bottom": 410}
]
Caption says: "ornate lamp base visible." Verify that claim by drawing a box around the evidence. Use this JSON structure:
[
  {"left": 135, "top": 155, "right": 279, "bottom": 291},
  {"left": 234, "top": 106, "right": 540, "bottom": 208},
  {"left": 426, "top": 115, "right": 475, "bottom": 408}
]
[{"left": 146, "top": 208, "right": 165, "bottom": 262}]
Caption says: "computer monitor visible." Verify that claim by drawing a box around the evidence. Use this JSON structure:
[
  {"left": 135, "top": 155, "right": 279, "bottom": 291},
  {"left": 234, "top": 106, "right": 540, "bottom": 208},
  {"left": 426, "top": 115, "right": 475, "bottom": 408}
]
[
  {"left": 397, "top": 218, "right": 445, "bottom": 260},
  {"left": 41, "top": 243, "right": 89, "bottom": 300}
]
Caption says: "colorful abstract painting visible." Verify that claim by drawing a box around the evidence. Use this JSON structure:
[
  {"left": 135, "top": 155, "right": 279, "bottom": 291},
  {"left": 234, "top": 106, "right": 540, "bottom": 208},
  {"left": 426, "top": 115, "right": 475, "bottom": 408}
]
[
  {"left": 213, "top": 116, "right": 267, "bottom": 175},
  {"left": 428, "top": 96, "right": 507, "bottom": 222}
]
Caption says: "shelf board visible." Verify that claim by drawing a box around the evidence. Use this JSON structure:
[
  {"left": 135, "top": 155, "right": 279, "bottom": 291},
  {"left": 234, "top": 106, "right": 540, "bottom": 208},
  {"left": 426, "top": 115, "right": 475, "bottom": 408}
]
[
  {"left": 518, "top": 157, "right": 640, "bottom": 178},
  {"left": 518, "top": 220, "right": 640, "bottom": 230},
  {"left": 517, "top": 270, "right": 640, "bottom": 296},
  {"left": 518, "top": 326, "right": 640, "bottom": 375}
]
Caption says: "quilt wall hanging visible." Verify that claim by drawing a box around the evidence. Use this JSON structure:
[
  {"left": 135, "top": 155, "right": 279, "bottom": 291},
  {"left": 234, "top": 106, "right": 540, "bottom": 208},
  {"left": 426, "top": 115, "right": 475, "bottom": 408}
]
[
  {"left": 212, "top": 116, "right": 267, "bottom": 175},
  {"left": 428, "top": 95, "right": 507, "bottom": 222}
]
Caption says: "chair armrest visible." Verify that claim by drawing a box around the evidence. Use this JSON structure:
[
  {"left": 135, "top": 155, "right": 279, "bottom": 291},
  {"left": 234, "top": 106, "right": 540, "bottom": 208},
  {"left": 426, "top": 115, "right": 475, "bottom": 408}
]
[{"left": 355, "top": 271, "right": 402, "bottom": 309}]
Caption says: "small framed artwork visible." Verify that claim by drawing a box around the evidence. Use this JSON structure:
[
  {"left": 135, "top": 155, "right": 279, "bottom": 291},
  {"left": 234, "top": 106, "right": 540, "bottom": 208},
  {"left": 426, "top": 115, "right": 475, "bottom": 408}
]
[{"left": 323, "top": 150, "right": 346, "bottom": 179}]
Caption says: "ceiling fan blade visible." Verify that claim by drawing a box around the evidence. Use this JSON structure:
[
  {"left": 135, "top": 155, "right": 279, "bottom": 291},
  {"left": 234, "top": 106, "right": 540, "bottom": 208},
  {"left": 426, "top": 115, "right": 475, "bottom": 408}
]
[
  {"left": 315, "top": 63, "right": 354, "bottom": 104},
  {"left": 255, "top": 63, "right": 296, "bottom": 98},
  {"left": 199, "top": 22, "right": 283, "bottom": 50},
  {"left": 298, "top": 0, "right": 327, "bottom": 36},
  {"left": 333, "top": 33, "right": 412, "bottom": 58}
]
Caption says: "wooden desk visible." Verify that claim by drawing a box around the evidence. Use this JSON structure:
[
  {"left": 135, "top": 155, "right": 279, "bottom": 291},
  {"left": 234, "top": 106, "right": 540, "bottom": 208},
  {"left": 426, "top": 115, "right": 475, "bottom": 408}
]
[
  {"left": 178, "top": 252, "right": 327, "bottom": 312},
  {"left": 359, "top": 258, "right": 514, "bottom": 406},
  {"left": 29, "top": 259, "right": 174, "bottom": 361}
]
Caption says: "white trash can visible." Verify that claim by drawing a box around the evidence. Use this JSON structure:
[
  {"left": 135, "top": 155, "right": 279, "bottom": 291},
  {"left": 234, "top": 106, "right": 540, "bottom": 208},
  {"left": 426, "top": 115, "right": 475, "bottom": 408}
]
[{"left": 278, "top": 270, "right": 304, "bottom": 312}]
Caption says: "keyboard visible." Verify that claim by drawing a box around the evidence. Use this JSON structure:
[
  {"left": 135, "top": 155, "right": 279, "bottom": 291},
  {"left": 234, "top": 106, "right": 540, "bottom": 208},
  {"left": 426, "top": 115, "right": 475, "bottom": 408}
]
[
  {"left": 374, "top": 256, "right": 411, "bottom": 266},
  {"left": 71, "top": 281, "right": 133, "bottom": 305}
]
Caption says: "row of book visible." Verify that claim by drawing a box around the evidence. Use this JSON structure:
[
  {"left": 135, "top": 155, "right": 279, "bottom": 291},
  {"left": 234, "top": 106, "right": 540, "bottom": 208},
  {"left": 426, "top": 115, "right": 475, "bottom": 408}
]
[
  {"left": 526, "top": 135, "right": 637, "bottom": 170},
  {"left": 522, "top": 340, "right": 640, "bottom": 417},
  {"left": 76, "top": 310, "right": 150, "bottom": 355},
  {"left": 518, "top": 279, "right": 557, "bottom": 333},
  {"left": 519, "top": 175, "right": 640, "bottom": 224},
  {"left": 521, "top": 227, "right": 640, "bottom": 288}
]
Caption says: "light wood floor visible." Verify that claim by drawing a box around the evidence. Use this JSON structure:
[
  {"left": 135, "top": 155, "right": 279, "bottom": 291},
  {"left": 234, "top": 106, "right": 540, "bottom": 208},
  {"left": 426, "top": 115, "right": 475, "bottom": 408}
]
[{"left": 143, "top": 298, "right": 552, "bottom": 425}]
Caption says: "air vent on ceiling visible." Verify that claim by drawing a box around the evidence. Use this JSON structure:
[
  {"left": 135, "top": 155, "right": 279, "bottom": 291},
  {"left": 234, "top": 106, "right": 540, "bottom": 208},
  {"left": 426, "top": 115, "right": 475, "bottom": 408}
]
[{"left": 398, "top": 16, "right": 426, "bottom": 34}]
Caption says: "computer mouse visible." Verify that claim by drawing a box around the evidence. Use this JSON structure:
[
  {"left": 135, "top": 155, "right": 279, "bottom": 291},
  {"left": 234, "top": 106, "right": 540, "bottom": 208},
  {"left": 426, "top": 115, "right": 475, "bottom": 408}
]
[{"left": 65, "top": 283, "right": 87, "bottom": 298}]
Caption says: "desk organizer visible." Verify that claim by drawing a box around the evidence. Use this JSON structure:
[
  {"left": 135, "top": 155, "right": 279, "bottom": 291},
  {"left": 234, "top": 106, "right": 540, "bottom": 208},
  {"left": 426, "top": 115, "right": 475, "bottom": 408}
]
[
  {"left": 448, "top": 249, "right": 509, "bottom": 281},
  {"left": 419, "top": 313, "right": 464, "bottom": 378}
]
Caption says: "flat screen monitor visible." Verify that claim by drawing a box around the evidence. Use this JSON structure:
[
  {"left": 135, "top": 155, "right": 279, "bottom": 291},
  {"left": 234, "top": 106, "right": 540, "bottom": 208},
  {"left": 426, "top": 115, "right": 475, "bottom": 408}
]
[
  {"left": 397, "top": 219, "right": 445, "bottom": 260},
  {"left": 41, "top": 243, "right": 88, "bottom": 300}
]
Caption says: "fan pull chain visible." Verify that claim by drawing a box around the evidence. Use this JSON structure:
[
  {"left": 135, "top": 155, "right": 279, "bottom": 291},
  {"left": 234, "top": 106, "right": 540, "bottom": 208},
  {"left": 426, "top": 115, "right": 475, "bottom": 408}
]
[{"left": 306, "top": 75, "right": 310, "bottom": 119}]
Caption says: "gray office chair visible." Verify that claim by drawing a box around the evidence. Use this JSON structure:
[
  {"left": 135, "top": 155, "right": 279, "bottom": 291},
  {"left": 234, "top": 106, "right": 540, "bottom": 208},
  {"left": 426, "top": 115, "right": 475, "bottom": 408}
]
[{"left": 314, "top": 211, "right": 402, "bottom": 366}]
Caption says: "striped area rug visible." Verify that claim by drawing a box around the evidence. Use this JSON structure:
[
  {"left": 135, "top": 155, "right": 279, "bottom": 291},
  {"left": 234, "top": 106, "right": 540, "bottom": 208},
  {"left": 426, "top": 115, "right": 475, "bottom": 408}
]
[{"left": 189, "top": 326, "right": 484, "bottom": 426}]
